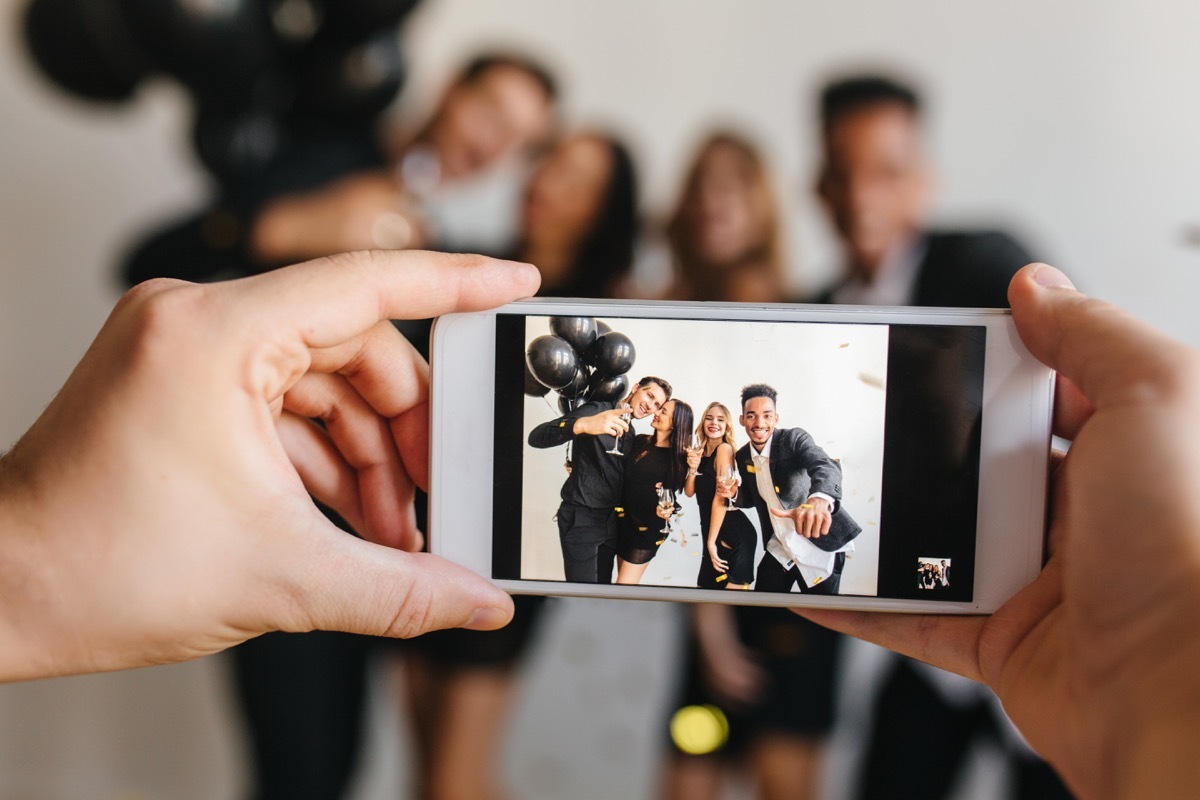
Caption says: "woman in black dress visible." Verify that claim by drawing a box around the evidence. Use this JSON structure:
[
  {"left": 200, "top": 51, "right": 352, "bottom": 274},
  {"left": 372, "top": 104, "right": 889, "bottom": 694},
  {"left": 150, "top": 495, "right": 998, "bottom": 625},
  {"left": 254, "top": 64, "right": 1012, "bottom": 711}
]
[
  {"left": 689, "top": 401, "right": 757, "bottom": 590},
  {"left": 615, "top": 399, "right": 694, "bottom": 584}
]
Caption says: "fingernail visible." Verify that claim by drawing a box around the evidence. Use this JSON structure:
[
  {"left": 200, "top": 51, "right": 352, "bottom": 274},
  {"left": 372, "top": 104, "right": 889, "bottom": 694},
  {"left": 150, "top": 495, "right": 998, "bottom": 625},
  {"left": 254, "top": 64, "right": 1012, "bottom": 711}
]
[
  {"left": 465, "top": 606, "right": 510, "bottom": 631},
  {"left": 1030, "top": 263, "right": 1075, "bottom": 289}
]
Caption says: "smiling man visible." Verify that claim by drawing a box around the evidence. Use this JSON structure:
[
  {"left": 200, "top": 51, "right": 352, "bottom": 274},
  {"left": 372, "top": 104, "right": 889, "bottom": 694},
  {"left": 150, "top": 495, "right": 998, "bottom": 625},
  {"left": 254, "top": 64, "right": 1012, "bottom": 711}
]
[
  {"left": 720, "top": 383, "right": 861, "bottom": 594},
  {"left": 528, "top": 376, "right": 672, "bottom": 583}
]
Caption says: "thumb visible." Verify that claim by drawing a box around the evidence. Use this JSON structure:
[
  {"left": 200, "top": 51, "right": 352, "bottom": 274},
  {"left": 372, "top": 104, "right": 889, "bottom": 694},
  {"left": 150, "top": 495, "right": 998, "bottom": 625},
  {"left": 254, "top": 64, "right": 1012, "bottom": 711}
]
[
  {"left": 290, "top": 534, "right": 514, "bottom": 638},
  {"left": 1009, "top": 263, "right": 1189, "bottom": 410},
  {"left": 769, "top": 506, "right": 792, "bottom": 518}
]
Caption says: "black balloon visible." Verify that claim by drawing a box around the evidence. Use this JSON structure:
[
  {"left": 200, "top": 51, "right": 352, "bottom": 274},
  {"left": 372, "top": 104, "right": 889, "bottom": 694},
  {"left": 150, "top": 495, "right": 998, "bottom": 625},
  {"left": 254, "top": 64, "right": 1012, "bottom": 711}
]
[
  {"left": 523, "top": 361, "right": 550, "bottom": 397},
  {"left": 549, "top": 316, "right": 598, "bottom": 356},
  {"left": 22, "top": 0, "right": 152, "bottom": 102},
  {"left": 297, "top": 30, "right": 406, "bottom": 122},
  {"left": 595, "top": 320, "right": 613, "bottom": 336},
  {"left": 526, "top": 335, "right": 579, "bottom": 390},
  {"left": 585, "top": 332, "right": 635, "bottom": 378},
  {"left": 119, "top": 0, "right": 280, "bottom": 106},
  {"left": 192, "top": 105, "right": 285, "bottom": 181},
  {"left": 588, "top": 372, "right": 629, "bottom": 404},
  {"left": 560, "top": 367, "right": 590, "bottom": 399},
  {"left": 322, "top": 0, "right": 423, "bottom": 38}
]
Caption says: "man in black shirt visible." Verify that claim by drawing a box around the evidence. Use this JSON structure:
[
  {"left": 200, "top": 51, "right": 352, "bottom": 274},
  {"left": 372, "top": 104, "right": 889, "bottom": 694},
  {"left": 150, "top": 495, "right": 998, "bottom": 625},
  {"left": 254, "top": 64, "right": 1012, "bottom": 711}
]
[{"left": 528, "top": 376, "right": 672, "bottom": 583}]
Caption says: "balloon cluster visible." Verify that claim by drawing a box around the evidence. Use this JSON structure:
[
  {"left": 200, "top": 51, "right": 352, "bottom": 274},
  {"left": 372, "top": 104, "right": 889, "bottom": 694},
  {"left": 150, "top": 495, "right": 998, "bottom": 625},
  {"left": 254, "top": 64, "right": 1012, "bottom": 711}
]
[
  {"left": 22, "top": 0, "right": 419, "bottom": 182},
  {"left": 525, "top": 317, "right": 637, "bottom": 415}
]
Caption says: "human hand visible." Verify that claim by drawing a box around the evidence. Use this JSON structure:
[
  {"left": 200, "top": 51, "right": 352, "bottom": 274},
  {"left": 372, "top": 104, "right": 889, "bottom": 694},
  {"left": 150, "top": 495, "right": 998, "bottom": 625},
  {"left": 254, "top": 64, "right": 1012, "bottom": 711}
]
[
  {"left": 707, "top": 541, "right": 729, "bottom": 573},
  {"left": 0, "top": 251, "right": 539, "bottom": 682},
  {"left": 572, "top": 408, "right": 630, "bottom": 438},
  {"left": 794, "top": 264, "right": 1200, "bottom": 797},
  {"left": 251, "top": 171, "right": 427, "bottom": 263},
  {"left": 769, "top": 497, "right": 832, "bottom": 538},
  {"left": 692, "top": 604, "right": 765, "bottom": 708},
  {"left": 714, "top": 472, "right": 738, "bottom": 499},
  {"left": 686, "top": 449, "right": 702, "bottom": 472}
]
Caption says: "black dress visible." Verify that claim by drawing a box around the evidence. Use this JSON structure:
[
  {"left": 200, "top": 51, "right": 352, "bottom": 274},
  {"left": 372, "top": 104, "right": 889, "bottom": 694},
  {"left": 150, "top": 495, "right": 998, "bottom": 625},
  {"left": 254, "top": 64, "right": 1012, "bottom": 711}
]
[
  {"left": 694, "top": 449, "right": 720, "bottom": 588},
  {"left": 694, "top": 448, "right": 758, "bottom": 589},
  {"left": 617, "top": 435, "right": 678, "bottom": 565}
]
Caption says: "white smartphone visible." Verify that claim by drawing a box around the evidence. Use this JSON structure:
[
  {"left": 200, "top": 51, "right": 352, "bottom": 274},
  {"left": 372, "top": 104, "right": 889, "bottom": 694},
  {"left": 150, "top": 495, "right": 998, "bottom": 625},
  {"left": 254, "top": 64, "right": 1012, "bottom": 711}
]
[{"left": 429, "top": 299, "right": 1053, "bottom": 614}]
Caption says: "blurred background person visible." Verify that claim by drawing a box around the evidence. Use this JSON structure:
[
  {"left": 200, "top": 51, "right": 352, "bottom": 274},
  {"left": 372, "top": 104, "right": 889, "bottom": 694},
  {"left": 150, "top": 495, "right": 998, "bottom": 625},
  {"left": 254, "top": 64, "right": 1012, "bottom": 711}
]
[
  {"left": 660, "top": 128, "right": 842, "bottom": 800},
  {"left": 223, "top": 51, "right": 560, "bottom": 800},
  {"left": 808, "top": 71, "right": 1070, "bottom": 800},
  {"left": 516, "top": 130, "right": 639, "bottom": 297},
  {"left": 664, "top": 131, "right": 787, "bottom": 302},
  {"left": 402, "top": 126, "right": 639, "bottom": 800},
  {"left": 122, "top": 50, "right": 558, "bottom": 286},
  {"left": 811, "top": 74, "right": 1030, "bottom": 307}
]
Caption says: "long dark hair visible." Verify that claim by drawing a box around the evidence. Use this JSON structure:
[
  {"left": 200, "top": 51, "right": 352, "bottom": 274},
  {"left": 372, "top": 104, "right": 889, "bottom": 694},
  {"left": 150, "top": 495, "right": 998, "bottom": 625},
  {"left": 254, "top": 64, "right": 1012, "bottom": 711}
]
[
  {"left": 555, "top": 132, "right": 639, "bottom": 298},
  {"left": 664, "top": 400, "right": 694, "bottom": 492}
]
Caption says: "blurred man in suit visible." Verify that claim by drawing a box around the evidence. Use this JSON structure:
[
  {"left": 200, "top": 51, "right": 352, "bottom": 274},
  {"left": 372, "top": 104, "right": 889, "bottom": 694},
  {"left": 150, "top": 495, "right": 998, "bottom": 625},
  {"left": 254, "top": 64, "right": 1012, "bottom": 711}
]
[
  {"left": 810, "top": 73, "right": 1070, "bottom": 799},
  {"left": 813, "top": 75, "right": 1030, "bottom": 309}
]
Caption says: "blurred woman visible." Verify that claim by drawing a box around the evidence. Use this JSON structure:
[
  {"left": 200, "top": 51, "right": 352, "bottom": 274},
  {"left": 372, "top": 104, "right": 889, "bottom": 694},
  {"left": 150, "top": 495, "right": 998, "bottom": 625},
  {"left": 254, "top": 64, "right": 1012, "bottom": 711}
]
[
  {"left": 665, "top": 131, "right": 786, "bottom": 302},
  {"left": 405, "top": 128, "right": 639, "bottom": 800},
  {"left": 688, "top": 402, "right": 757, "bottom": 591},
  {"left": 520, "top": 130, "right": 638, "bottom": 297},
  {"left": 661, "top": 131, "right": 838, "bottom": 800},
  {"left": 615, "top": 399, "right": 694, "bottom": 585}
]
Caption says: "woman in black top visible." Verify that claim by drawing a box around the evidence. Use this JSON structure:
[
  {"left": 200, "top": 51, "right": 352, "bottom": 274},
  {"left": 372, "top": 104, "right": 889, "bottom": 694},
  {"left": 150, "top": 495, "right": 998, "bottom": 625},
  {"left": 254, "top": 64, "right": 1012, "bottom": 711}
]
[
  {"left": 689, "top": 401, "right": 757, "bottom": 590},
  {"left": 615, "top": 399, "right": 694, "bottom": 584}
]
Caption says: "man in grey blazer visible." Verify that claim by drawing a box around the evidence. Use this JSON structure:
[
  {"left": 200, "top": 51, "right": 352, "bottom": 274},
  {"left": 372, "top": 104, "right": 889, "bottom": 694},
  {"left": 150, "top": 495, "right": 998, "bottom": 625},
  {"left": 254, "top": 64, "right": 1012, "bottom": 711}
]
[{"left": 719, "top": 383, "right": 861, "bottom": 594}]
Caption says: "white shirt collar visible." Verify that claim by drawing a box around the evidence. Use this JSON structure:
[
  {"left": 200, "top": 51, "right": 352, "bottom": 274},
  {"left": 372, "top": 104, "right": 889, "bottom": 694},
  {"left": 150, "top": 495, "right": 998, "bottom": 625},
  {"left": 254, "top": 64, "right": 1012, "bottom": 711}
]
[
  {"left": 830, "top": 233, "right": 928, "bottom": 307},
  {"left": 751, "top": 433, "right": 773, "bottom": 459}
]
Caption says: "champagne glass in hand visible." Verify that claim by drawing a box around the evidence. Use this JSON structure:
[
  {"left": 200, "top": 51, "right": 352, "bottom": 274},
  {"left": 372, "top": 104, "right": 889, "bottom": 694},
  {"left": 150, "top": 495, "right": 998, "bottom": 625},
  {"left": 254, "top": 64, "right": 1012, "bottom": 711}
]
[
  {"left": 687, "top": 434, "right": 704, "bottom": 476},
  {"left": 606, "top": 404, "right": 632, "bottom": 456},
  {"left": 719, "top": 464, "right": 739, "bottom": 509},
  {"left": 657, "top": 485, "right": 675, "bottom": 534}
]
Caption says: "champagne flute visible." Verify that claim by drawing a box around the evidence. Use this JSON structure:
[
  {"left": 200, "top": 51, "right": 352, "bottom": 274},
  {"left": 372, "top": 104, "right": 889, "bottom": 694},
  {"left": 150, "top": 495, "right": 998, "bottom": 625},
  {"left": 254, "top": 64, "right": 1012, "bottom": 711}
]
[
  {"left": 719, "top": 464, "right": 738, "bottom": 509},
  {"left": 657, "top": 486, "right": 675, "bottom": 534},
  {"left": 687, "top": 433, "right": 704, "bottom": 476},
  {"left": 606, "top": 404, "right": 632, "bottom": 456}
]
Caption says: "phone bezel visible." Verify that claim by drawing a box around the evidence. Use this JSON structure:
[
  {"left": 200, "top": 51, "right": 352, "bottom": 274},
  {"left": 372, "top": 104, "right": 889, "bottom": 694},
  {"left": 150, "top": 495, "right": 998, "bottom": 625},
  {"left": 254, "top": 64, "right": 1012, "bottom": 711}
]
[{"left": 430, "top": 299, "right": 1053, "bottom": 614}]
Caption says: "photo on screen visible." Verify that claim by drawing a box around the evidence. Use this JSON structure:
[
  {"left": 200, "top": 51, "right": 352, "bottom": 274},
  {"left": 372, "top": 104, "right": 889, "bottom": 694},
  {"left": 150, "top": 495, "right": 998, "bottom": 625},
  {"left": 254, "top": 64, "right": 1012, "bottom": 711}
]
[{"left": 492, "top": 313, "right": 985, "bottom": 602}]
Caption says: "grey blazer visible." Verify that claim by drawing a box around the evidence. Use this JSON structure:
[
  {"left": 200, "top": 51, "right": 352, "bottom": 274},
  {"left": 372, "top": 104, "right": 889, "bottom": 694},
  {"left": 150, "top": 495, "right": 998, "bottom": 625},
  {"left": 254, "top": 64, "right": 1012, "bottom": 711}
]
[{"left": 735, "top": 427, "right": 862, "bottom": 553}]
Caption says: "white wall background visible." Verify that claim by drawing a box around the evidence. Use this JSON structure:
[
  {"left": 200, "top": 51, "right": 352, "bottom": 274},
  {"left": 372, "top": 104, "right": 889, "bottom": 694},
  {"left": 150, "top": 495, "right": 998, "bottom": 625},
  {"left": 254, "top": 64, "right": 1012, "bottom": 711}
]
[
  {"left": 3, "top": 1, "right": 1199, "bottom": 798},
  {"left": 519, "top": 316, "right": 887, "bottom": 597}
]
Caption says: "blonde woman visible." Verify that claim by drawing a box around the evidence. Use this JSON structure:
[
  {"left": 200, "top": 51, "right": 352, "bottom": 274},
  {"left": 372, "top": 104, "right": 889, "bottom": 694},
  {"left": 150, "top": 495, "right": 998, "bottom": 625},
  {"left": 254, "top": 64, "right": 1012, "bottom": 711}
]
[{"left": 685, "top": 402, "right": 756, "bottom": 589}]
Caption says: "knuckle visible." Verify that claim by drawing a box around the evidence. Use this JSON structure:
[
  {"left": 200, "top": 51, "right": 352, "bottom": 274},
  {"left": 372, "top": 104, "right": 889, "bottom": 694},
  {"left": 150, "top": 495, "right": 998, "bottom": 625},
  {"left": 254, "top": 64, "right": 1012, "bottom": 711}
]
[
  {"left": 119, "top": 283, "right": 212, "bottom": 364},
  {"left": 384, "top": 579, "right": 439, "bottom": 639}
]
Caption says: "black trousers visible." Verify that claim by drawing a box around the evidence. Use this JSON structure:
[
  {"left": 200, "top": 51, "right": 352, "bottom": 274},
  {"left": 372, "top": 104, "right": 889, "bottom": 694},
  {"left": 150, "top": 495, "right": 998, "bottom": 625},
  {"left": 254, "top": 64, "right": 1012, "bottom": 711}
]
[
  {"left": 231, "top": 631, "right": 369, "bottom": 800},
  {"left": 556, "top": 502, "right": 617, "bottom": 584},
  {"left": 754, "top": 550, "right": 846, "bottom": 595}
]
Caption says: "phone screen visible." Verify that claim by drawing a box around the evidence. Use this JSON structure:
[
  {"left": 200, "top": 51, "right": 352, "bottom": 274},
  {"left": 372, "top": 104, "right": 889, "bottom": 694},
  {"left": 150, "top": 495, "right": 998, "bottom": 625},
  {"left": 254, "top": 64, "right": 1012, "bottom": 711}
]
[{"left": 492, "top": 313, "right": 983, "bottom": 602}]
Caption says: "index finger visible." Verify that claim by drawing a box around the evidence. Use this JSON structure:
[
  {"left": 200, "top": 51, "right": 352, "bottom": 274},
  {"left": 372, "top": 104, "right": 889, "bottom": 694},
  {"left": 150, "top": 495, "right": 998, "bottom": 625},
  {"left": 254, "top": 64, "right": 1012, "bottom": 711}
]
[
  {"left": 1009, "top": 263, "right": 1196, "bottom": 410},
  {"left": 224, "top": 250, "right": 540, "bottom": 349}
]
